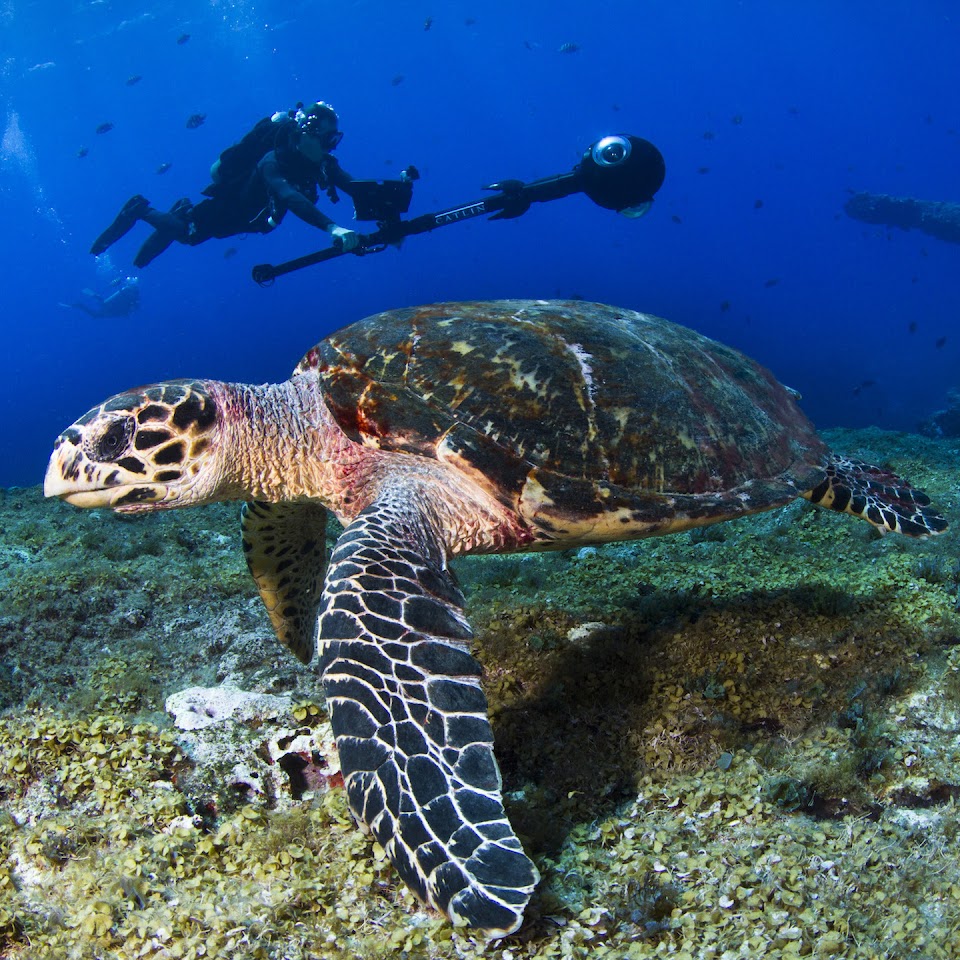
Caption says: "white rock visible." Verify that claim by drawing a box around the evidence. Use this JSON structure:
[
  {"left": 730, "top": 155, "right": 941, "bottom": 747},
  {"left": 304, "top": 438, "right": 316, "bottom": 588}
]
[
  {"left": 566, "top": 621, "right": 609, "bottom": 645},
  {"left": 165, "top": 685, "right": 293, "bottom": 731}
]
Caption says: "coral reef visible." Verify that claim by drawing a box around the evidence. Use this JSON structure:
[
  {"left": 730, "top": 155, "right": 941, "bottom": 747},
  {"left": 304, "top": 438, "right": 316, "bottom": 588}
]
[
  {"left": 1, "top": 428, "right": 959, "bottom": 958},
  {"left": 919, "top": 390, "right": 960, "bottom": 440},
  {"left": 845, "top": 191, "right": 960, "bottom": 244}
]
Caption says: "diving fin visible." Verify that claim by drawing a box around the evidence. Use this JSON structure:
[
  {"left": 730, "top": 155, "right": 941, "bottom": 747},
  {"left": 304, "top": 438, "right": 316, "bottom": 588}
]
[{"left": 90, "top": 195, "right": 150, "bottom": 256}]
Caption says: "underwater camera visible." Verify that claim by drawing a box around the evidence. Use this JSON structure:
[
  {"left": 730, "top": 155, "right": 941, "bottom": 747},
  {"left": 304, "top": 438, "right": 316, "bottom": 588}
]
[{"left": 577, "top": 135, "right": 666, "bottom": 217}]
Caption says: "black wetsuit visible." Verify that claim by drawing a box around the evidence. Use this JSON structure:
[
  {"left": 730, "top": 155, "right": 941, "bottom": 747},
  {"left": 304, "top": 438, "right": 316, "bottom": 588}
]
[
  {"left": 187, "top": 149, "right": 358, "bottom": 241},
  {"left": 127, "top": 137, "right": 358, "bottom": 267}
]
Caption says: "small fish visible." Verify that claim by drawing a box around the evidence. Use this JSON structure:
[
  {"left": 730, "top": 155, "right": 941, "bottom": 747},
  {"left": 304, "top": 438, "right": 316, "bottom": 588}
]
[
  {"left": 935, "top": 336, "right": 947, "bottom": 349},
  {"left": 697, "top": 166, "right": 710, "bottom": 174},
  {"left": 96, "top": 122, "right": 114, "bottom": 135},
  {"left": 558, "top": 41, "right": 580, "bottom": 53},
  {"left": 720, "top": 300, "right": 731, "bottom": 312},
  {"left": 156, "top": 162, "right": 172, "bottom": 175},
  {"left": 754, "top": 199, "right": 764, "bottom": 209},
  {"left": 764, "top": 278, "right": 780, "bottom": 288},
  {"left": 177, "top": 33, "right": 190, "bottom": 45},
  {"left": 852, "top": 379, "right": 876, "bottom": 396},
  {"left": 186, "top": 113, "right": 206, "bottom": 129},
  {"left": 391, "top": 74, "right": 405, "bottom": 86},
  {"left": 909, "top": 321, "right": 918, "bottom": 334},
  {"left": 703, "top": 130, "right": 715, "bottom": 140},
  {"left": 464, "top": 18, "right": 476, "bottom": 26},
  {"left": 911, "top": 276, "right": 919, "bottom": 284},
  {"left": 424, "top": 17, "right": 432, "bottom": 31},
  {"left": 126, "top": 74, "right": 142, "bottom": 86},
  {"left": 28, "top": 61, "right": 56, "bottom": 72},
  {"left": 788, "top": 105, "right": 800, "bottom": 116},
  {"left": 223, "top": 247, "right": 238, "bottom": 259},
  {"left": 611, "top": 103, "right": 620, "bottom": 112},
  {"left": 671, "top": 214, "right": 682, "bottom": 224},
  {"left": 77, "top": 146, "right": 89, "bottom": 158},
  {"left": 731, "top": 114, "right": 743, "bottom": 125}
]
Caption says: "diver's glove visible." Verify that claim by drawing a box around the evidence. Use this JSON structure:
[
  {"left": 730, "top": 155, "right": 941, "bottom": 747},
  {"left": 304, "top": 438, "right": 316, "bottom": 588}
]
[{"left": 328, "top": 224, "right": 360, "bottom": 252}]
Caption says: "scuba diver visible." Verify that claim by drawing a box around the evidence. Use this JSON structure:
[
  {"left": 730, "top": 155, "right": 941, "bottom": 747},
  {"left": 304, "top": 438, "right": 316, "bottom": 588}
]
[
  {"left": 61, "top": 276, "right": 140, "bottom": 318},
  {"left": 90, "top": 102, "right": 364, "bottom": 267}
]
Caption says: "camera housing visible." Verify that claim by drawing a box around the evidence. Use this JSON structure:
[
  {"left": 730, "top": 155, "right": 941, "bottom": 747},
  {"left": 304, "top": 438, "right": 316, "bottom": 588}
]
[
  {"left": 577, "top": 135, "right": 666, "bottom": 216},
  {"left": 350, "top": 179, "right": 415, "bottom": 222}
]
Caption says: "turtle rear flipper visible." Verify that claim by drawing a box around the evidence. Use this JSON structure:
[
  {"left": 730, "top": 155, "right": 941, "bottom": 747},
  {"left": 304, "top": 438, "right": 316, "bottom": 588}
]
[
  {"left": 318, "top": 490, "right": 538, "bottom": 937},
  {"left": 804, "top": 453, "right": 947, "bottom": 537}
]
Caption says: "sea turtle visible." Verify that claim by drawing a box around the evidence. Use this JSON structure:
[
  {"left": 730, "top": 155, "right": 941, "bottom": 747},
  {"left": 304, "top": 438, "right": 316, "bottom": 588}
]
[{"left": 44, "top": 300, "right": 946, "bottom": 937}]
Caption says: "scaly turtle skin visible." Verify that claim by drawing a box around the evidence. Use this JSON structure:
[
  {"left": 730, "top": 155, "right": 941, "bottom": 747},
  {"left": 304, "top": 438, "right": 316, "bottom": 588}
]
[{"left": 44, "top": 300, "right": 947, "bottom": 937}]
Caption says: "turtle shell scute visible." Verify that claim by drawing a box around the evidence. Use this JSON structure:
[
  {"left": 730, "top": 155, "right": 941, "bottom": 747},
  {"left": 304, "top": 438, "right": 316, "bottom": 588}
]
[{"left": 296, "top": 300, "right": 828, "bottom": 515}]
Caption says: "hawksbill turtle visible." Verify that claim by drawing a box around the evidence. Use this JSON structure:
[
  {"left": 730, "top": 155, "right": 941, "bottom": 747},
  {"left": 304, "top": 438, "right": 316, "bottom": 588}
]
[{"left": 44, "top": 300, "right": 946, "bottom": 937}]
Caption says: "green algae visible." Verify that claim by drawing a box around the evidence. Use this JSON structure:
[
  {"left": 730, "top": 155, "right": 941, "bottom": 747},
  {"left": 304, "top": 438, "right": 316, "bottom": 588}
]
[{"left": 1, "top": 428, "right": 959, "bottom": 958}]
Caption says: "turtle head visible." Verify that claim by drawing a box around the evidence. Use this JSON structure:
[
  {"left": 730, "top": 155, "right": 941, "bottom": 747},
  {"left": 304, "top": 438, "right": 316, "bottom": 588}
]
[{"left": 45, "top": 379, "right": 225, "bottom": 512}]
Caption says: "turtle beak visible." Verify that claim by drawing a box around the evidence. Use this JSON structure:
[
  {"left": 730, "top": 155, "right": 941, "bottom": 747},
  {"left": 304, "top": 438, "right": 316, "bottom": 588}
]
[
  {"left": 44, "top": 433, "right": 168, "bottom": 511},
  {"left": 44, "top": 460, "right": 117, "bottom": 508},
  {"left": 44, "top": 431, "right": 95, "bottom": 502}
]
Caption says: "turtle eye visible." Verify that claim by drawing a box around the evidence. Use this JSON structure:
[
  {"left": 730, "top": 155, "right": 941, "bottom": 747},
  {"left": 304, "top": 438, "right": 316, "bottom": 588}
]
[{"left": 89, "top": 416, "right": 135, "bottom": 462}]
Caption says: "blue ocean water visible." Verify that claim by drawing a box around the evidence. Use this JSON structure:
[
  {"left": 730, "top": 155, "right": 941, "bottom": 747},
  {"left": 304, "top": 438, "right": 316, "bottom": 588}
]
[{"left": 1, "top": 0, "right": 957, "bottom": 489}]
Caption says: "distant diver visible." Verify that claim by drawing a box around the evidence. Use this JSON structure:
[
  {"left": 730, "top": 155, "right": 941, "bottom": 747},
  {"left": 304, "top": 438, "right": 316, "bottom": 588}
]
[
  {"left": 62, "top": 276, "right": 140, "bottom": 319},
  {"left": 90, "top": 101, "right": 366, "bottom": 267},
  {"left": 845, "top": 191, "right": 960, "bottom": 245}
]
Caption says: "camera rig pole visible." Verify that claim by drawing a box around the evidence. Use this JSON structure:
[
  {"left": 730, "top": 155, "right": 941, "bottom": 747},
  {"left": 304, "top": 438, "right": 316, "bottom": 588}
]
[{"left": 251, "top": 134, "right": 665, "bottom": 285}]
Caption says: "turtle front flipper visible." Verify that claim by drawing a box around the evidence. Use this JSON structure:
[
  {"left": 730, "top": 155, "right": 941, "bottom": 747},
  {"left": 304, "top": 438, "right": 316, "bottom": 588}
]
[
  {"left": 241, "top": 501, "right": 328, "bottom": 663},
  {"left": 804, "top": 454, "right": 948, "bottom": 537},
  {"left": 317, "top": 493, "right": 538, "bottom": 937}
]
